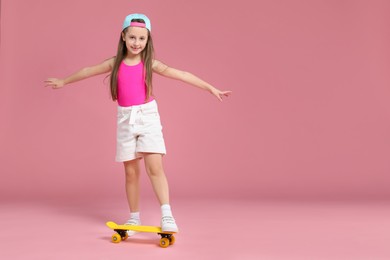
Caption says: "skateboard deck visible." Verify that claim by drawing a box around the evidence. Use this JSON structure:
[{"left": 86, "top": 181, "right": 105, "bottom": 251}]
[{"left": 106, "top": 221, "right": 177, "bottom": 248}]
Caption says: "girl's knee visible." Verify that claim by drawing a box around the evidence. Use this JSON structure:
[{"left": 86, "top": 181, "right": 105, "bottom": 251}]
[
  {"left": 124, "top": 160, "right": 140, "bottom": 181},
  {"left": 125, "top": 169, "right": 139, "bottom": 180},
  {"left": 145, "top": 164, "right": 164, "bottom": 177}
]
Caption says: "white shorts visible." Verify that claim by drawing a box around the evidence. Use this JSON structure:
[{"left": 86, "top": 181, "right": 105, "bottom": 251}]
[{"left": 115, "top": 100, "right": 166, "bottom": 162}]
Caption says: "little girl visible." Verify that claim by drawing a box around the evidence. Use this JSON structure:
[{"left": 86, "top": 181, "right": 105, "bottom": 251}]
[{"left": 45, "top": 13, "right": 231, "bottom": 234}]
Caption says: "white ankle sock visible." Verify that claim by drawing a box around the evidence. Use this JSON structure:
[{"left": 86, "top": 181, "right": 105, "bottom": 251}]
[
  {"left": 161, "top": 204, "right": 173, "bottom": 217},
  {"left": 130, "top": 212, "right": 140, "bottom": 220}
]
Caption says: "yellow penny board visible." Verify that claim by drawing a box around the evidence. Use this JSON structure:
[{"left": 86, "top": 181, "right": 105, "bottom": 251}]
[{"left": 106, "top": 221, "right": 177, "bottom": 248}]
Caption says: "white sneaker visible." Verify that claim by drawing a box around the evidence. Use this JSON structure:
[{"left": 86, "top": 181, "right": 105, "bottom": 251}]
[
  {"left": 161, "top": 216, "right": 179, "bottom": 232},
  {"left": 125, "top": 218, "right": 141, "bottom": 236}
]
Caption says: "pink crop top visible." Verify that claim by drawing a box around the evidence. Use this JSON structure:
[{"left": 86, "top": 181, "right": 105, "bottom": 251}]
[{"left": 117, "top": 61, "right": 153, "bottom": 107}]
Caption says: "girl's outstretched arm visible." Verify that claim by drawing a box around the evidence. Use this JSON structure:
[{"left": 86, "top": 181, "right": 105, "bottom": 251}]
[
  {"left": 45, "top": 57, "right": 115, "bottom": 89},
  {"left": 153, "top": 60, "right": 232, "bottom": 101}
]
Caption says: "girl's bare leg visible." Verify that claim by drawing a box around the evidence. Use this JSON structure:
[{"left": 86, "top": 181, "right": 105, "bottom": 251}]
[
  {"left": 143, "top": 153, "right": 178, "bottom": 232},
  {"left": 123, "top": 158, "right": 141, "bottom": 213},
  {"left": 143, "top": 153, "right": 170, "bottom": 205}
]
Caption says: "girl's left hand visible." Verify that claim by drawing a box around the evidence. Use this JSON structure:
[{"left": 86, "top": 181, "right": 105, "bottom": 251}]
[{"left": 210, "top": 88, "right": 232, "bottom": 102}]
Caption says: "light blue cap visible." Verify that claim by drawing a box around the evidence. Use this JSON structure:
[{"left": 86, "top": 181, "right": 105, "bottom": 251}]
[{"left": 122, "top": 13, "right": 151, "bottom": 31}]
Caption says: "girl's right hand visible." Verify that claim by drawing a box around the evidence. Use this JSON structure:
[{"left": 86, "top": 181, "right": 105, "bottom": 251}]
[{"left": 44, "top": 78, "right": 65, "bottom": 89}]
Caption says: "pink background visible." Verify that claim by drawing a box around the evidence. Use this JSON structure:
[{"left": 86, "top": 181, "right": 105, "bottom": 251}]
[
  {"left": 1, "top": 0, "right": 390, "bottom": 201},
  {"left": 2, "top": 1, "right": 390, "bottom": 259}
]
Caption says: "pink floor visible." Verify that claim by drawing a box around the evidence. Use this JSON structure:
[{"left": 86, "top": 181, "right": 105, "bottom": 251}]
[{"left": 2, "top": 198, "right": 390, "bottom": 260}]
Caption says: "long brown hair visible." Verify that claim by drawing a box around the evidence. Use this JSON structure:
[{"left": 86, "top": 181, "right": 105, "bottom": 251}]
[{"left": 110, "top": 19, "right": 155, "bottom": 102}]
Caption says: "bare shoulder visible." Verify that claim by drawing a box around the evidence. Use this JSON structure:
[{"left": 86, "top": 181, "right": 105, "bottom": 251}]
[
  {"left": 91, "top": 57, "right": 116, "bottom": 74},
  {"left": 102, "top": 57, "right": 116, "bottom": 69},
  {"left": 152, "top": 59, "right": 169, "bottom": 74}
]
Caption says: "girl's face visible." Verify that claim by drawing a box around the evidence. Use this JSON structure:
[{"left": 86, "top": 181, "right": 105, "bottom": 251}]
[{"left": 122, "top": 27, "right": 149, "bottom": 56}]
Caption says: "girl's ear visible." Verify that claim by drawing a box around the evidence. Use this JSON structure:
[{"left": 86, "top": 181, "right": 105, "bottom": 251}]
[{"left": 121, "top": 32, "right": 125, "bottom": 41}]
